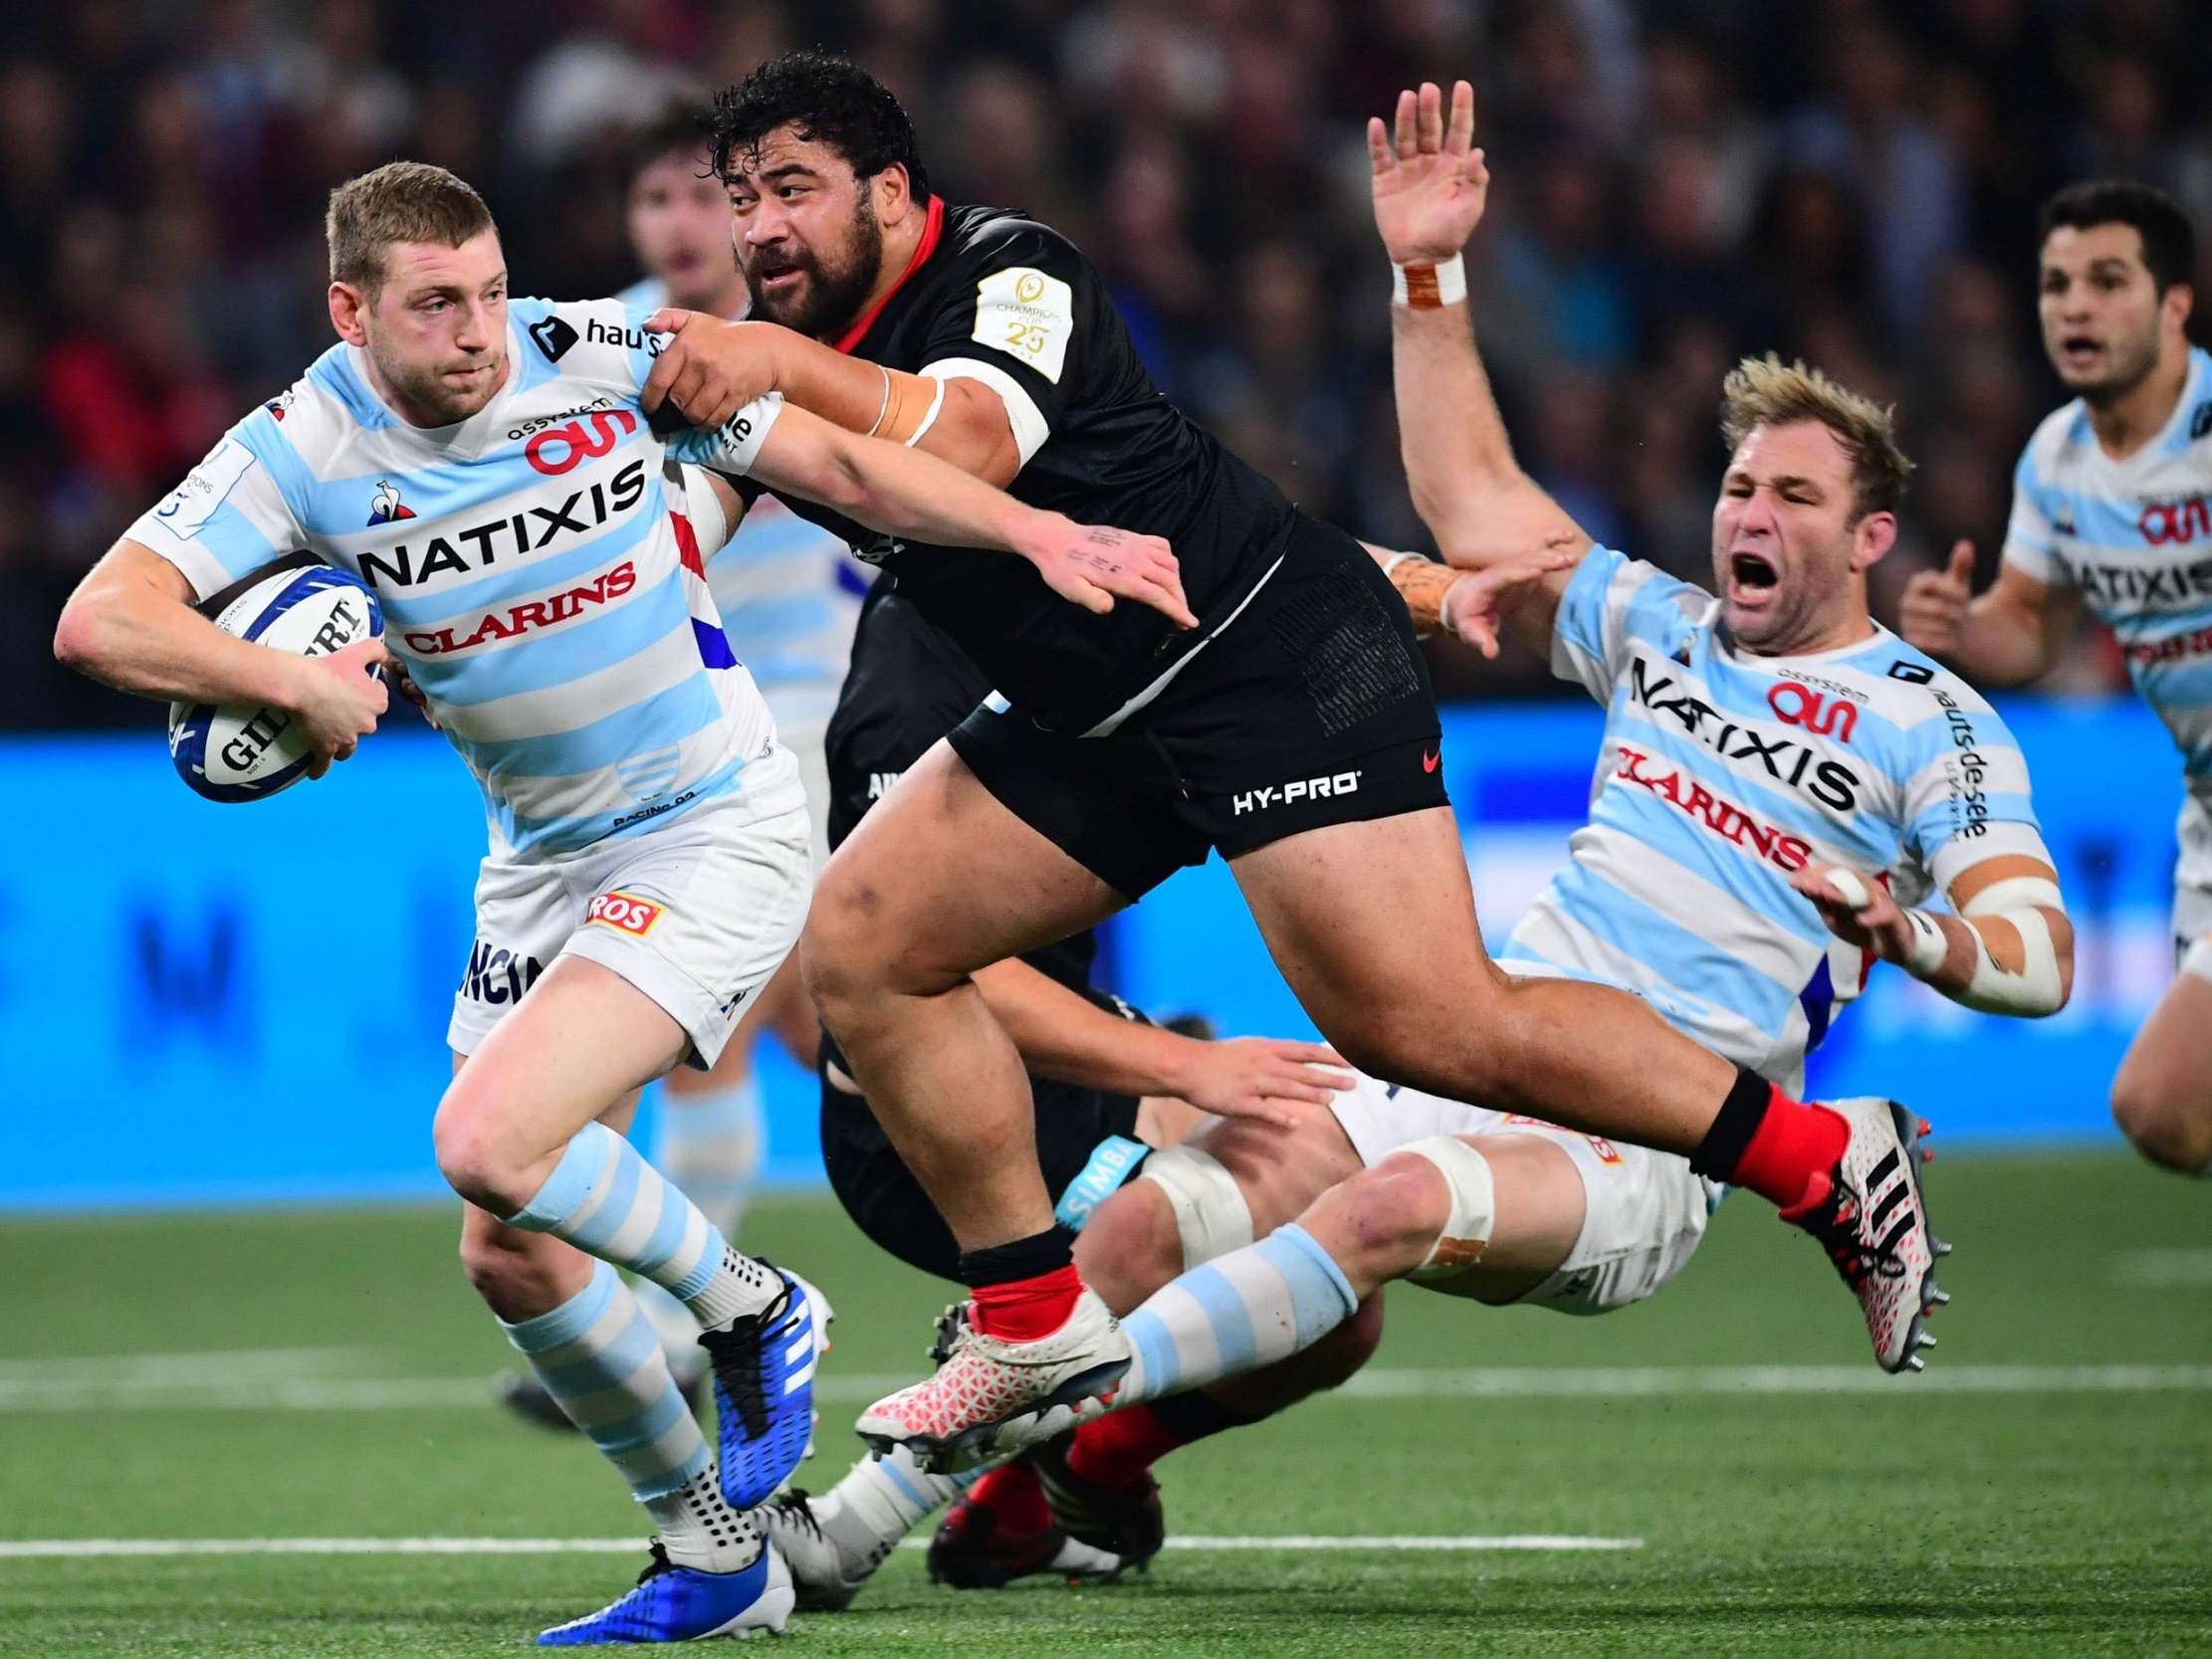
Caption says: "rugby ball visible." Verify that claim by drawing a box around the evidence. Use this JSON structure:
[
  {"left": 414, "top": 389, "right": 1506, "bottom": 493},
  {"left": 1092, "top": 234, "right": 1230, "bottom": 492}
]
[{"left": 167, "top": 557, "right": 384, "bottom": 803}]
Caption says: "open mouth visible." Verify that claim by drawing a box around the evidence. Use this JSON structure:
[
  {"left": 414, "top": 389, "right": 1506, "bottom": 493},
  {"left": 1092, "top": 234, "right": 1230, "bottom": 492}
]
[
  {"left": 1729, "top": 551, "right": 1780, "bottom": 601},
  {"left": 2059, "top": 333, "right": 2103, "bottom": 370}
]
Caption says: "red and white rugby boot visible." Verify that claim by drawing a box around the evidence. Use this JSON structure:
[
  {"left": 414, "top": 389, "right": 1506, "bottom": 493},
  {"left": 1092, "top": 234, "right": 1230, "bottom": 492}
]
[
  {"left": 855, "top": 1288, "right": 1130, "bottom": 1471},
  {"left": 1782, "top": 1098, "right": 1949, "bottom": 1372}
]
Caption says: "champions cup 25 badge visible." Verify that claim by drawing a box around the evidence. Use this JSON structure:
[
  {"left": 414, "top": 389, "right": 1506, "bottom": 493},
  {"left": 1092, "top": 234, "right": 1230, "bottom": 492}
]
[{"left": 586, "top": 891, "right": 666, "bottom": 937}]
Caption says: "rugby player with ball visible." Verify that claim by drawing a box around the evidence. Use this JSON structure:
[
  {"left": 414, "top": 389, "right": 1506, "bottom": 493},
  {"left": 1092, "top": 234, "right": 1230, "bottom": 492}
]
[{"left": 52, "top": 159, "right": 1189, "bottom": 1646}]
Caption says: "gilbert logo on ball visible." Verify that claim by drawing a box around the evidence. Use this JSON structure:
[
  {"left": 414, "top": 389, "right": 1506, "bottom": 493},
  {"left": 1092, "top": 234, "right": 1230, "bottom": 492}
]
[{"left": 167, "top": 555, "right": 384, "bottom": 803}]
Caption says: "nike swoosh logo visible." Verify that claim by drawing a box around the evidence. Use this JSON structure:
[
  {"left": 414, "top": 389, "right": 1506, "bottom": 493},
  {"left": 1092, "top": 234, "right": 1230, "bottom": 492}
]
[{"left": 1422, "top": 749, "right": 1440, "bottom": 773}]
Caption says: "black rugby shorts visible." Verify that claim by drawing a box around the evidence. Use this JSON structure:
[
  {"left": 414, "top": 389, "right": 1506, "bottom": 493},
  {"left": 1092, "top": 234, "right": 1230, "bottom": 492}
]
[{"left": 948, "top": 513, "right": 1447, "bottom": 900}]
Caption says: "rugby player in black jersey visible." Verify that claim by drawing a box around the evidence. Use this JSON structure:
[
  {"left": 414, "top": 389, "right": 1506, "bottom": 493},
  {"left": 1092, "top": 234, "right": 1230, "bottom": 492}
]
[
  {"left": 640, "top": 53, "right": 1947, "bottom": 1457},
  {"left": 761, "top": 580, "right": 1380, "bottom": 1601}
]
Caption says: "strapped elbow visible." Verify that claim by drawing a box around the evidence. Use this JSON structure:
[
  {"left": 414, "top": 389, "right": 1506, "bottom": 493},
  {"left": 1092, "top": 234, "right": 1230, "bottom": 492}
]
[{"left": 1956, "top": 899, "right": 2072, "bottom": 1017}]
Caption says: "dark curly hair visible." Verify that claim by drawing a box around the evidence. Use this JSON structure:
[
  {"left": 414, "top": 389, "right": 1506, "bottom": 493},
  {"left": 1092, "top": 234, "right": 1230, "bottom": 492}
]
[
  {"left": 2040, "top": 179, "right": 2196, "bottom": 295},
  {"left": 710, "top": 51, "right": 930, "bottom": 200}
]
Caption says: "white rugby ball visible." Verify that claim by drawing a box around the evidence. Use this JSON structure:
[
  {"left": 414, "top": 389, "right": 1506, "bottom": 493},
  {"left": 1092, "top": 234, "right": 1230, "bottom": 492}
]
[{"left": 167, "top": 557, "right": 384, "bottom": 803}]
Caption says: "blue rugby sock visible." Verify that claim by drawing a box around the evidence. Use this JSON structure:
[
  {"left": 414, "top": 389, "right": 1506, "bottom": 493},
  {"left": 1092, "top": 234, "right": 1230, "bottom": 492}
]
[
  {"left": 1115, "top": 1224, "right": 1359, "bottom": 1403},
  {"left": 504, "top": 1122, "right": 776, "bottom": 1328}
]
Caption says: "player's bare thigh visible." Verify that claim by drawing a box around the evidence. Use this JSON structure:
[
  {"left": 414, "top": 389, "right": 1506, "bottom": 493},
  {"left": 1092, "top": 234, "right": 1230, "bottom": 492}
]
[
  {"left": 2111, "top": 947, "right": 2212, "bottom": 1173},
  {"left": 450, "top": 1043, "right": 653, "bottom": 1321},
  {"left": 434, "top": 956, "right": 691, "bottom": 1215},
  {"left": 803, "top": 738, "right": 1125, "bottom": 1001},
  {"left": 1382, "top": 1134, "right": 1588, "bottom": 1306},
  {"left": 1230, "top": 807, "right": 1733, "bottom": 1143},
  {"left": 1229, "top": 806, "right": 1507, "bottom": 1065}
]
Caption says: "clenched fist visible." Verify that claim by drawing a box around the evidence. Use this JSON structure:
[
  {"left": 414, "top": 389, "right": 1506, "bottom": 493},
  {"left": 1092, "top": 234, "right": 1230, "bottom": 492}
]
[{"left": 1899, "top": 539, "right": 1976, "bottom": 657}]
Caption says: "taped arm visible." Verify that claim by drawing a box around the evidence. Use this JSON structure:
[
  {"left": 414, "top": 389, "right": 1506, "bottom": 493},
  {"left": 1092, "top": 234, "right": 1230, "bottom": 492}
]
[
  {"left": 1823, "top": 855, "right": 2074, "bottom": 1016},
  {"left": 1922, "top": 855, "right": 2074, "bottom": 1016},
  {"left": 770, "top": 330, "right": 1021, "bottom": 486}
]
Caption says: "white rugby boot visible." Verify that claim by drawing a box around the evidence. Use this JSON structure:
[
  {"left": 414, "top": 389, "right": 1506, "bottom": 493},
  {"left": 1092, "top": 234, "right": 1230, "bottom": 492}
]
[
  {"left": 854, "top": 1288, "right": 1129, "bottom": 1472},
  {"left": 760, "top": 1488, "right": 902, "bottom": 1612},
  {"left": 1781, "top": 1097, "right": 1949, "bottom": 1373}
]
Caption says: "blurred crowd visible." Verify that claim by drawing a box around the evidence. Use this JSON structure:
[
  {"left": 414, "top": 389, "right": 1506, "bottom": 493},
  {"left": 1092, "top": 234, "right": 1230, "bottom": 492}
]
[{"left": 7, "top": 0, "right": 2211, "bottom": 725}]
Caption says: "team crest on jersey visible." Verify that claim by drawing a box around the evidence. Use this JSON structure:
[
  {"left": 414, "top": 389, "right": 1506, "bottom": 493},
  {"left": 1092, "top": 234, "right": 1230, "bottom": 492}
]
[
  {"left": 2054, "top": 504, "right": 2077, "bottom": 535},
  {"left": 2191, "top": 401, "right": 2212, "bottom": 441},
  {"left": 264, "top": 388, "right": 297, "bottom": 422},
  {"left": 366, "top": 480, "right": 416, "bottom": 525}
]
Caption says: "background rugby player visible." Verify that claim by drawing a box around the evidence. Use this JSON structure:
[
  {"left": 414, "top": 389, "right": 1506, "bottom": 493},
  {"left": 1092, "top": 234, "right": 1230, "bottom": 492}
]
[
  {"left": 1901, "top": 181, "right": 2212, "bottom": 1178},
  {"left": 638, "top": 54, "right": 1952, "bottom": 1462}
]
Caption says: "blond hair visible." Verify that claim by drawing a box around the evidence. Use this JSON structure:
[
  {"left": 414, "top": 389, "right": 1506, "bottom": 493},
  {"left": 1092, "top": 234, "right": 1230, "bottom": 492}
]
[
  {"left": 327, "top": 162, "right": 495, "bottom": 298},
  {"left": 1718, "top": 354, "right": 1913, "bottom": 521}
]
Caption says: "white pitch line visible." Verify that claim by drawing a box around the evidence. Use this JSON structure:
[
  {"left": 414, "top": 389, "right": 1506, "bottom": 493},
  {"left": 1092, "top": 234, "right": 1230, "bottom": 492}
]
[
  {"left": 1335, "top": 1363, "right": 2212, "bottom": 1397},
  {"left": 4, "top": 1362, "right": 2210, "bottom": 1415},
  {"left": 2109, "top": 1248, "right": 2212, "bottom": 1288},
  {"left": 0, "top": 1378, "right": 492, "bottom": 1412},
  {"left": 0, "top": 1535, "right": 1642, "bottom": 1560},
  {"left": 0, "top": 1348, "right": 368, "bottom": 1382}
]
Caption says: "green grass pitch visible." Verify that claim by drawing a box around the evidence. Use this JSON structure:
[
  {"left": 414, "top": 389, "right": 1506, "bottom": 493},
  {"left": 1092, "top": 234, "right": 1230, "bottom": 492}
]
[{"left": 2, "top": 1150, "right": 2207, "bottom": 1656}]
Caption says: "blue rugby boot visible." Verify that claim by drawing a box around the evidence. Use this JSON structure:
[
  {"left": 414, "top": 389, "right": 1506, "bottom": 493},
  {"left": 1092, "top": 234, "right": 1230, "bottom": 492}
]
[
  {"left": 700, "top": 1269, "right": 830, "bottom": 1509},
  {"left": 536, "top": 1541, "right": 794, "bottom": 1644}
]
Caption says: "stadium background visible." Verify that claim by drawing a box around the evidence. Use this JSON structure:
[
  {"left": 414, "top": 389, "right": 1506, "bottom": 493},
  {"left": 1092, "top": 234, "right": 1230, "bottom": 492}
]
[{"left": 5, "top": 0, "right": 2212, "bottom": 1201}]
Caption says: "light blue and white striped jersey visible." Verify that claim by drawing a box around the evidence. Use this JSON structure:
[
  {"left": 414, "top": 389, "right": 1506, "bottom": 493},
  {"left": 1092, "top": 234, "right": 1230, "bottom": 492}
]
[
  {"left": 619, "top": 277, "right": 870, "bottom": 730},
  {"left": 1502, "top": 546, "right": 2050, "bottom": 1089},
  {"left": 2004, "top": 345, "right": 2212, "bottom": 795},
  {"left": 130, "top": 296, "right": 802, "bottom": 861}
]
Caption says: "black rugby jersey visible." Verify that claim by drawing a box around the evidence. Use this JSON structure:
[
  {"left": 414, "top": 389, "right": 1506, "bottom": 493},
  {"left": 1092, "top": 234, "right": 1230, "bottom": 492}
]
[
  {"left": 822, "top": 578, "right": 1098, "bottom": 994},
  {"left": 750, "top": 198, "right": 1298, "bottom": 734}
]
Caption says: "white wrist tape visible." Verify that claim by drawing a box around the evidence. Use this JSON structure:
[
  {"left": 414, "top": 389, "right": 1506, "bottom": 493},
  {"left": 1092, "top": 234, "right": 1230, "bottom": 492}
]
[
  {"left": 1391, "top": 252, "right": 1467, "bottom": 309},
  {"left": 1898, "top": 909, "right": 1949, "bottom": 976},
  {"left": 1438, "top": 572, "right": 1473, "bottom": 640},
  {"left": 1377, "top": 550, "right": 1414, "bottom": 577}
]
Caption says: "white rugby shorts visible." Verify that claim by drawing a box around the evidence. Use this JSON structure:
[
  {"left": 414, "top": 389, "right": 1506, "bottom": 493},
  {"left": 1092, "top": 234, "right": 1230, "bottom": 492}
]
[
  {"left": 2173, "top": 790, "right": 2212, "bottom": 955},
  {"left": 771, "top": 709, "right": 834, "bottom": 872},
  {"left": 448, "top": 798, "right": 811, "bottom": 1069},
  {"left": 1328, "top": 1073, "right": 1724, "bottom": 1316}
]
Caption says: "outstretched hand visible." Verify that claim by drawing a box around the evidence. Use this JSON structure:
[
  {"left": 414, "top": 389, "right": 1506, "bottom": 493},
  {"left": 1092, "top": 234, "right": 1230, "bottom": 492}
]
[
  {"left": 1369, "top": 80, "right": 1490, "bottom": 267},
  {"left": 1021, "top": 520, "right": 1199, "bottom": 629},
  {"left": 1441, "top": 547, "right": 1583, "bottom": 657},
  {"left": 1177, "top": 1037, "right": 1355, "bottom": 1130}
]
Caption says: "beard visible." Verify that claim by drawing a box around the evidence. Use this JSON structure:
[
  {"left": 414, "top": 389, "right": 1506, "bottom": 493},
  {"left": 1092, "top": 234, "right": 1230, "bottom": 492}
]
[
  {"left": 744, "top": 196, "right": 885, "bottom": 340},
  {"left": 371, "top": 340, "right": 504, "bottom": 426},
  {"left": 2065, "top": 321, "right": 2162, "bottom": 407}
]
